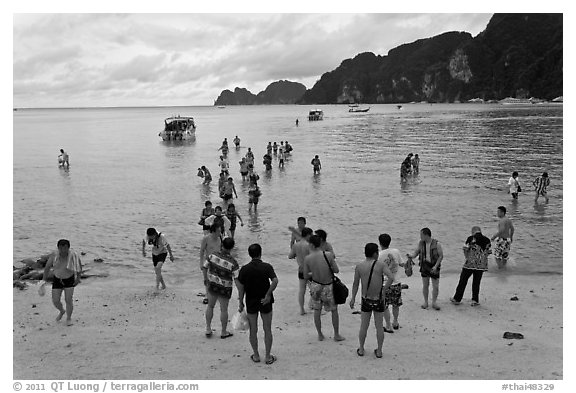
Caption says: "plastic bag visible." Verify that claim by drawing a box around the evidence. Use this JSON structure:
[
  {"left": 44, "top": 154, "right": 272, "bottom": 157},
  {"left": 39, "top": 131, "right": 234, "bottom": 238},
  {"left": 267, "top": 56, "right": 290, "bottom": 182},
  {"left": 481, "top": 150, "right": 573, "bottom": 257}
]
[
  {"left": 231, "top": 311, "right": 249, "bottom": 331},
  {"left": 38, "top": 282, "right": 47, "bottom": 297}
]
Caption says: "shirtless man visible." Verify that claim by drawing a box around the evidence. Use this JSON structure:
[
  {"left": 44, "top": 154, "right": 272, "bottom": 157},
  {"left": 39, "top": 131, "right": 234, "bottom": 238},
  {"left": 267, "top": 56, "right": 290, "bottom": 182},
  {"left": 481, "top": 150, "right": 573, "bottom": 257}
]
[
  {"left": 303, "top": 235, "right": 345, "bottom": 342},
  {"left": 43, "top": 239, "right": 82, "bottom": 325},
  {"left": 221, "top": 177, "right": 238, "bottom": 204},
  {"left": 288, "top": 227, "right": 312, "bottom": 315},
  {"left": 349, "top": 243, "right": 394, "bottom": 358},
  {"left": 311, "top": 155, "right": 322, "bottom": 175},
  {"left": 491, "top": 206, "right": 515, "bottom": 269}
]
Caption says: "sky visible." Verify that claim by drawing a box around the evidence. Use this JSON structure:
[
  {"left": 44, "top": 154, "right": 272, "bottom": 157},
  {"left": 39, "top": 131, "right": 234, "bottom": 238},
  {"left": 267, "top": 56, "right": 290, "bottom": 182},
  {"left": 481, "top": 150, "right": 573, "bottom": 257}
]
[{"left": 11, "top": 6, "right": 499, "bottom": 108}]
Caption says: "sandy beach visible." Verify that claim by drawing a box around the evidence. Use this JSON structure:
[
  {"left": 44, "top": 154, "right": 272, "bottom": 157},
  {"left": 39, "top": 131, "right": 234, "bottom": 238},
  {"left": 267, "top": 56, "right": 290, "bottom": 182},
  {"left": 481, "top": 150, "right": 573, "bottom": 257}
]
[{"left": 12, "top": 267, "right": 562, "bottom": 380}]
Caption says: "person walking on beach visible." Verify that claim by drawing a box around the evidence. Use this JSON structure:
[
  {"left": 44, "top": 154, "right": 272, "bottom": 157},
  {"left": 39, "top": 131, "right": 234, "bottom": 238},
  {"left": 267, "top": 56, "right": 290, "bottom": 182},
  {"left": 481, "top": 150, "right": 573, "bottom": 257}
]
[
  {"left": 311, "top": 155, "right": 322, "bottom": 175},
  {"left": 199, "top": 223, "right": 223, "bottom": 304},
  {"left": 296, "top": 118, "right": 299, "bottom": 126},
  {"left": 349, "top": 242, "right": 394, "bottom": 358},
  {"left": 43, "top": 239, "right": 82, "bottom": 326},
  {"left": 201, "top": 166, "right": 212, "bottom": 184},
  {"left": 278, "top": 149, "right": 285, "bottom": 168},
  {"left": 508, "top": 171, "right": 521, "bottom": 200},
  {"left": 533, "top": 172, "right": 550, "bottom": 203},
  {"left": 406, "top": 228, "right": 443, "bottom": 310},
  {"left": 142, "top": 228, "right": 174, "bottom": 290},
  {"left": 202, "top": 237, "right": 239, "bottom": 338},
  {"left": 378, "top": 234, "right": 404, "bottom": 332},
  {"left": 288, "top": 227, "right": 313, "bottom": 315},
  {"left": 303, "top": 235, "right": 345, "bottom": 342},
  {"left": 225, "top": 203, "right": 244, "bottom": 239},
  {"left": 199, "top": 200, "right": 215, "bottom": 235},
  {"left": 273, "top": 142, "right": 278, "bottom": 154},
  {"left": 58, "top": 149, "right": 70, "bottom": 168},
  {"left": 237, "top": 243, "right": 279, "bottom": 365},
  {"left": 451, "top": 226, "right": 491, "bottom": 306},
  {"left": 491, "top": 206, "right": 514, "bottom": 269}
]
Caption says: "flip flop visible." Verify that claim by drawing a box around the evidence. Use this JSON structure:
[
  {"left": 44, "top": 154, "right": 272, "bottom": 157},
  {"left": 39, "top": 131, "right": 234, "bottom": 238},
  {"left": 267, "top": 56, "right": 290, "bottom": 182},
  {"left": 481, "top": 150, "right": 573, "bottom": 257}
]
[
  {"left": 265, "top": 355, "right": 277, "bottom": 365},
  {"left": 356, "top": 348, "right": 364, "bottom": 357},
  {"left": 432, "top": 304, "right": 441, "bottom": 310},
  {"left": 384, "top": 327, "right": 394, "bottom": 334},
  {"left": 202, "top": 298, "right": 209, "bottom": 304},
  {"left": 374, "top": 349, "right": 383, "bottom": 359},
  {"left": 205, "top": 331, "right": 213, "bottom": 338},
  {"left": 250, "top": 354, "right": 261, "bottom": 363},
  {"left": 392, "top": 324, "right": 400, "bottom": 330},
  {"left": 220, "top": 332, "right": 234, "bottom": 339}
]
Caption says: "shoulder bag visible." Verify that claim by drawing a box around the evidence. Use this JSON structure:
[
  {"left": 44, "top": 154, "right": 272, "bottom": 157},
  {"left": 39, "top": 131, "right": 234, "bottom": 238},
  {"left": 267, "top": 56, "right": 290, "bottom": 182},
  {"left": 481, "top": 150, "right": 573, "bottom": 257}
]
[{"left": 323, "top": 251, "right": 348, "bottom": 304}]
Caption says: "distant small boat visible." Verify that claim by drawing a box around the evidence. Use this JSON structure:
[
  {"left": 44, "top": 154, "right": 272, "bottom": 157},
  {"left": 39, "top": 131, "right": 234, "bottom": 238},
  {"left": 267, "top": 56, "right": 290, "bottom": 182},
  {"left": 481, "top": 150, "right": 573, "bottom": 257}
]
[
  {"left": 158, "top": 115, "right": 196, "bottom": 141},
  {"left": 552, "top": 96, "right": 563, "bottom": 103},
  {"left": 217, "top": 105, "right": 226, "bottom": 109},
  {"left": 499, "top": 97, "right": 533, "bottom": 105},
  {"left": 349, "top": 106, "right": 370, "bottom": 112},
  {"left": 308, "top": 109, "right": 323, "bottom": 121},
  {"left": 397, "top": 105, "right": 403, "bottom": 110}
]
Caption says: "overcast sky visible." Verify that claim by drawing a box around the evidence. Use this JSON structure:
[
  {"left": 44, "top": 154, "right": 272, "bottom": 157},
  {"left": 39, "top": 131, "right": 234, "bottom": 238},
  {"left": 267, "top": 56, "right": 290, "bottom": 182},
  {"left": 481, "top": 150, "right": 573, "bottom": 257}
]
[{"left": 13, "top": 10, "right": 496, "bottom": 108}]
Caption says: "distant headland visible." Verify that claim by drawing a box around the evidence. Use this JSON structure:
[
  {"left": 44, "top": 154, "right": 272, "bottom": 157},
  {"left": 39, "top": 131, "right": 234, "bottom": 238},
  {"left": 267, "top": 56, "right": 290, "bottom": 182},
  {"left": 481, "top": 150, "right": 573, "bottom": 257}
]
[{"left": 214, "top": 13, "right": 562, "bottom": 105}]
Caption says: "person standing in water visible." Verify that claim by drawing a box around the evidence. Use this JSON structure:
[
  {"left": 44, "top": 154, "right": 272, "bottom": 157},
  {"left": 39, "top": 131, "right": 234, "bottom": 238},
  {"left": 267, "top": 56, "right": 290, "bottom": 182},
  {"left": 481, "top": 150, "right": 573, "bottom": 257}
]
[
  {"left": 311, "top": 155, "right": 322, "bottom": 175},
  {"left": 491, "top": 206, "right": 514, "bottom": 269},
  {"left": 533, "top": 172, "right": 550, "bottom": 203},
  {"left": 508, "top": 171, "right": 520, "bottom": 200},
  {"left": 58, "top": 149, "right": 70, "bottom": 168},
  {"left": 233, "top": 135, "right": 241, "bottom": 148}
]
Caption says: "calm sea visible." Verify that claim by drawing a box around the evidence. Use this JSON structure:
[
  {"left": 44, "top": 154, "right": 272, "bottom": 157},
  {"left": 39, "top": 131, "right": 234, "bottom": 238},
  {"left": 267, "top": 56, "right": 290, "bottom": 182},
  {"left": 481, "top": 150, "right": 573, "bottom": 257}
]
[{"left": 12, "top": 104, "right": 563, "bottom": 283}]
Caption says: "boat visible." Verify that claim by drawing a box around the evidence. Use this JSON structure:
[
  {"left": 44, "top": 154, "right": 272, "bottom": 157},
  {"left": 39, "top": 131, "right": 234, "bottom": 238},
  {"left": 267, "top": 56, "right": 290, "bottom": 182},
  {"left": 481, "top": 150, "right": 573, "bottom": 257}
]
[
  {"left": 158, "top": 115, "right": 196, "bottom": 141},
  {"left": 499, "top": 97, "right": 533, "bottom": 105},
  {"left": 348, "top": 103, "right": 359, "bottom": 108},
  {"left": 349, "top": 106, "right": 370, "bottom": 113},
  {"left": 308, "top": 109, "right": 324, "bottom": 121},
  {"left": 552, "top": 96, "right": 563, "bottom": 103}
]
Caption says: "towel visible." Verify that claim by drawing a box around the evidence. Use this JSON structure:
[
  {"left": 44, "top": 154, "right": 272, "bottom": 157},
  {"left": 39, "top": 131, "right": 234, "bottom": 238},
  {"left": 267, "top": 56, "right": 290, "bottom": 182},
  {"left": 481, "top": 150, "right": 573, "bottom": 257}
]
[{"left": 55, "top": 249, "right": 82, "bottom": 274}]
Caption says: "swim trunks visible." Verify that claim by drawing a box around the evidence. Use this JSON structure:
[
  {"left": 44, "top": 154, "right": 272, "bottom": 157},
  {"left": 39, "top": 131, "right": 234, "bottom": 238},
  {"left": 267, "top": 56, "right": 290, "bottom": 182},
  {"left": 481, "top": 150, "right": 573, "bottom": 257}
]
[
  {"left": 223, "top": 193, "right": 233, "bottom": 201},
  {"left": 384, "top": 283, "right": 403, "bottom": 307},
  {"left": 494, "top": 237, "right": 511, "bottom": 261},
  {"left": 361, "top": 297, "right": 385, "bottom": 313},
  {"left": 52, "top": 275, "right": 76, "bottom": 289},
  {"left": 308, "top": 281, "right": 337, "bottom": 312},
  {"left": 420, "top": 260, "right": 440, "bottom": 279},
  {"left": 246, "top": 300, "right": 273, "bottom": 315},
  {"left": 152, "top": 252, "right": 167, "bottom": 267}
]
